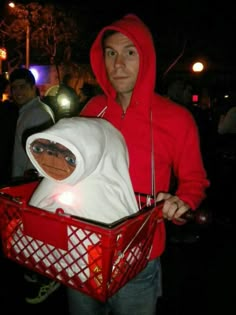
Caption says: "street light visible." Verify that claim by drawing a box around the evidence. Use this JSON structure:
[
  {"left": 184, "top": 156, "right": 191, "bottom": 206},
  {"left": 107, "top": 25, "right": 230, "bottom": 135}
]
[
  {"left": 8, "top": 2, "right": 30, "bottom": 69},
  {"left": 25, "top": 22, "right": 30, "bottom": 69},
  {"left": 0, "top": 47, "right": 7, "bottom": 74},
  {"left": 192, "top": 61, "right": 205, "bottom": 73}
]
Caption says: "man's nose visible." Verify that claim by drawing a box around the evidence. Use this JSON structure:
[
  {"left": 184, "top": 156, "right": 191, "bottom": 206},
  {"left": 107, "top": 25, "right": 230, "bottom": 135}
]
[
  {"left": 114, "top": 54, "right": 125, "bottom": 67},
  {"left": 12, "top": 87, "right": 21, "bottom": 94}
]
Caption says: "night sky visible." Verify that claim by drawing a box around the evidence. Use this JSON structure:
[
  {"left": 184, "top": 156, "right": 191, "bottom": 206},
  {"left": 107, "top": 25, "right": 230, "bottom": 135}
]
[
  {"left": 1, "top": 0, "right": 235, "bottom": 93},
  {"left": 1, "top": 0, "right": 234, "bottom": 68},
  {"left": 68, "top": 0, "right": 235, "bottom": 91},
  {"left": 60, "top": 0, "right": 235, "bottom": 84}
]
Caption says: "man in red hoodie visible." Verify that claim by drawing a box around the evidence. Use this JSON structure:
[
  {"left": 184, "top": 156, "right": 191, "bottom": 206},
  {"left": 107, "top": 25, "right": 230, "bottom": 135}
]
[{"left": 67, "top": 14, "right": 209, "bottom": 315}]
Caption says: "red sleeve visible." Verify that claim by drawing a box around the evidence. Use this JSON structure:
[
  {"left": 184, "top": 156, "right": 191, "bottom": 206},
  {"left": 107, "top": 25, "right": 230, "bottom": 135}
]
[{"left": 173, "top": 114, "right": 210, "bottom": 210}]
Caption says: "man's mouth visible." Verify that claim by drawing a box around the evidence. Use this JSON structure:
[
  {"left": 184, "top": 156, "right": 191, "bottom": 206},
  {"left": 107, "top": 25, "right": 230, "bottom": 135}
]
[{"left": 112, "top": 76, "right": 128, "bottom": 80}]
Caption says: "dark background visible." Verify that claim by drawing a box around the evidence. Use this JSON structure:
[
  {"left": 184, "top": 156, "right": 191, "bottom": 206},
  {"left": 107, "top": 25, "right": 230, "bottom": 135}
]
[
  {"left": 1, "top": 0, "right": 235, "bottom": 98},
  {"left": 1, "top": 0, "right": 234, "bottom": 70}
]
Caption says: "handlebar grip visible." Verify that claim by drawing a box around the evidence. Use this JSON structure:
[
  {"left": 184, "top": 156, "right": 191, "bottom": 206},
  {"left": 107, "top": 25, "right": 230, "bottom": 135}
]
[{"left": 181, "top": 208, "right": 211, "bottom": 225}]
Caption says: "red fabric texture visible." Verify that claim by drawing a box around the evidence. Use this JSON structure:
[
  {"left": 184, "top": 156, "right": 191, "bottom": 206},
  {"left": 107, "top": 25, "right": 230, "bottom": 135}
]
[{"left": 81, "top": 14, "right": 210, "bottom": 259}]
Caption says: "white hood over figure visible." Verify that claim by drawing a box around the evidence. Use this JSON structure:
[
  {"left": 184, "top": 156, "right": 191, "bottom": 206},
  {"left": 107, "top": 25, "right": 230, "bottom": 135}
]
[{"left": 26, "top": 117, "right": 139, "bottom": 224}]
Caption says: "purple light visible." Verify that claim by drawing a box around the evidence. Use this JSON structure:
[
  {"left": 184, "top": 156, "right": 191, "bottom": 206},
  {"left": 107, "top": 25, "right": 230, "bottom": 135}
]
[
  {"left": 29, "top": 65, "right": 50, "bottom": 85},
  {"left": 29, "top": 67, "right": 39, "bottom": 83}
]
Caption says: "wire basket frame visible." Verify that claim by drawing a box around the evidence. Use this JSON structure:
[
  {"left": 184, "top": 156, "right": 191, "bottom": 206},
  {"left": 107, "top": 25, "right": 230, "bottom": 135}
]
[{"left": 0, "top": 181, "right": 161, "bottom": 302}]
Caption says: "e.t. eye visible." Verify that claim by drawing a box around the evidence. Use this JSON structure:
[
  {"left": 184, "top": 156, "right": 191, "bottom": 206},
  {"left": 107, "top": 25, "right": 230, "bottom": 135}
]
[
  {"left": 65, "top": 155, "right": 76, "bottom": 167},
  {"left": 31, "top": 143, "right": 45, "bottom": 154}
]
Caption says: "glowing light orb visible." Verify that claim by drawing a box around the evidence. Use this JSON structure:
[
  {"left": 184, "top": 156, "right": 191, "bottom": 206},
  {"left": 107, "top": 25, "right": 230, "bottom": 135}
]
[
  {"left": 192, "top": 62, "right": 204, "bottom": 72},
  {"left": 57, "top": 191, "right": 75, "bottom": 206},
  {"left": 29, "top": 67, "right": 39, "bottom": 82}
]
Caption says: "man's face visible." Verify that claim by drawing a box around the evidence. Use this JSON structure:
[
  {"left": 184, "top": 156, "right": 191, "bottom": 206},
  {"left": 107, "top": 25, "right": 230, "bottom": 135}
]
[
  {"left": 30, "top": 139, "right": 76, "bottom": 180},
  {"left": 10, "top": 79, "right": 36, "bottom": 106},
  {"left": 104, "top": 32, "right": 139, "bottom": 95}
]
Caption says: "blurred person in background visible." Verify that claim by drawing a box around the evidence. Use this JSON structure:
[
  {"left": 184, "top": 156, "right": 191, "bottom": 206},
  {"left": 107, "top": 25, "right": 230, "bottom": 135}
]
[
  {"left": 0, "top": 74, "right": 18, "bottom": 186},
  {"left": 78, "top": 83, "right": 98, "bottom": 110},
  {"left": 9, "top": 67, "right": 60, "bottom": 304},
  {"left": 10, "top": 68, "right": 55, "bottom": 179},
  {"left": 218, "top": 105, "right": 236, "bottom": 135}
]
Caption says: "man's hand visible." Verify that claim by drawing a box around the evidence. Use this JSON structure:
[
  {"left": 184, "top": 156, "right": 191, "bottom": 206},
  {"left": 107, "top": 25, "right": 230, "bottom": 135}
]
[{"left": 156, "top": 192, "right": 190, "bottom": 222}]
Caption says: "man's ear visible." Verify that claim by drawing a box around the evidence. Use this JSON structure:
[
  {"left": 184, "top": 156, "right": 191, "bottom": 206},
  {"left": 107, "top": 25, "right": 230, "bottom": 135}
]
[
  {"left": 31, "top": 85, "right": 39, "bottom": 96},
  {"left": 32, "top": 85, "right": 37, "bottom": 94}
]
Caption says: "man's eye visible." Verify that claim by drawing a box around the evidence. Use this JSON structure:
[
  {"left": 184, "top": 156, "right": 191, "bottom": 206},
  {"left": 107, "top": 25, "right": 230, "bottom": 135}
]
[
  {"left": 65, "top": 155, "right": 76, "bottom": 167},
  {"left": 127, "top": 50, "right": 137, "bottom": 56},
  {"left": 32, "top": 145, "right": 44, "bottom": 154},
  {"left": 105, "top": 49, "right": 116, "bottom": 57}
]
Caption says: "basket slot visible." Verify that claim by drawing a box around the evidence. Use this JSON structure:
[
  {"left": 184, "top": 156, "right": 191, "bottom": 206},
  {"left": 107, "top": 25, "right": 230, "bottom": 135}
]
[
  {"left": 114, "top": 207, "right": 157, "bottom": 252},
  {"left": 22, "top": 209, "right": 68, "bottom": 250}
]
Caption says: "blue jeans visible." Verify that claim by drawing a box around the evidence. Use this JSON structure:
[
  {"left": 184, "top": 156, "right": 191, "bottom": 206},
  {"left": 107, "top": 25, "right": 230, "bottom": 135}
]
[{"left": 67, "top": 257, "right": 162, "bottom": 315}]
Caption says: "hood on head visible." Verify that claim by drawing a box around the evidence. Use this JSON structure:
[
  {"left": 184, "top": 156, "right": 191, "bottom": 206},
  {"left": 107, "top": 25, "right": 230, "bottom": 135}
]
[
  {"left": 90, "top": 14, "right": 156, "bottom": 107},
  {"left": 26, "top": 117, "right": 108, "bottom": 184},
  {"left": 26, "top": 117, "right": 129, "bottom": 186}
]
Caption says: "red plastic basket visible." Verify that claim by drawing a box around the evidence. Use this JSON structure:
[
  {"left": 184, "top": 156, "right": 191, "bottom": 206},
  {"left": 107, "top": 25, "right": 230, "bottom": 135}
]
[{"left": 0, "top": 181, "right": 161, "bottom": 302}]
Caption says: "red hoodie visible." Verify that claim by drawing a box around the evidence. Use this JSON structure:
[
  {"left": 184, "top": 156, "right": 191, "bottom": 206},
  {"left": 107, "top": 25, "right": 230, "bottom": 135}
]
[{"left": 81, "top": 14, "right": 210, "bottom": 259}]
